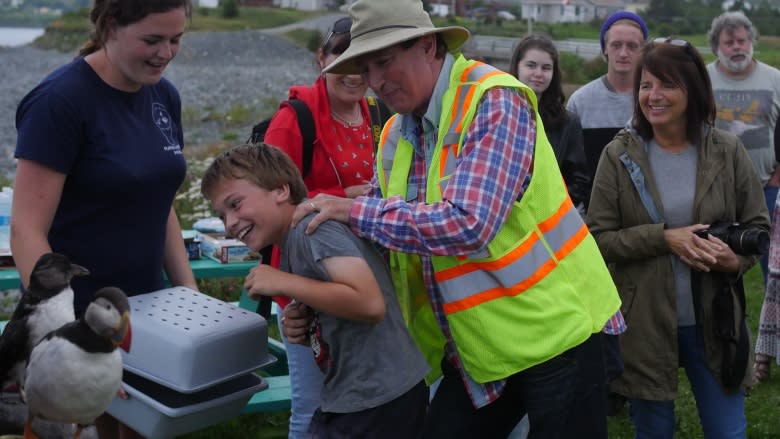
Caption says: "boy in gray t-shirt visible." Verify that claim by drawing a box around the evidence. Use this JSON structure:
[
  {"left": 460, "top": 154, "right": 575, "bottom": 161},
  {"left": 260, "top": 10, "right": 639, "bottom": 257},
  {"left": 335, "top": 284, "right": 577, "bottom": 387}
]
[{"left": 201, "top": 143, "right": 429, "bottom": 438}]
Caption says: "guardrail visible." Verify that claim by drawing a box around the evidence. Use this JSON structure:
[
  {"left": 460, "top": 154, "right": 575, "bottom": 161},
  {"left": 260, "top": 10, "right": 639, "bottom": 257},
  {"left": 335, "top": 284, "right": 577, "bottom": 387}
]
[{"left": 461, "top": 35, "right": 602, "bottom": 71}]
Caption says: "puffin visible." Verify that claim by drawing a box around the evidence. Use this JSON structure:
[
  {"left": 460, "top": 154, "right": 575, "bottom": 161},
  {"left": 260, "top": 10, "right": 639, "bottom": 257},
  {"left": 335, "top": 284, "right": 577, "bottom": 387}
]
[
  {"left": 0, "top": 252, "right": 89, "bottom": 392},
  {"left": 22, "top": 286, "right": 132, "bottom": 439}
]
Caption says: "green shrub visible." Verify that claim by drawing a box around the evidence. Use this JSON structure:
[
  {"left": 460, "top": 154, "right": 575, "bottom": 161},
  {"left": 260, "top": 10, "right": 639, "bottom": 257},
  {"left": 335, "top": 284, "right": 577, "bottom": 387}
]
[
  {"left": 559, "top": 52, "right": 587, "bottom": 85},
  {"left": 221, "top": 0, "right": 240, "bottom": 19}
]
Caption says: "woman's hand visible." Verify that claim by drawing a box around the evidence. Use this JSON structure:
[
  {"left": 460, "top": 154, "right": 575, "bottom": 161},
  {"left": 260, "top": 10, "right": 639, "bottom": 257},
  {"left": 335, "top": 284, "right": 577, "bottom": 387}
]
[
  {"left": 664, "top": 224, "right": 740, "bottom": 273},
  {"left": 344, "top": 183, "right": 371, "bottom": 199},
  {"left": 754, "top": 353, "right": 772, "bottom": 383}
]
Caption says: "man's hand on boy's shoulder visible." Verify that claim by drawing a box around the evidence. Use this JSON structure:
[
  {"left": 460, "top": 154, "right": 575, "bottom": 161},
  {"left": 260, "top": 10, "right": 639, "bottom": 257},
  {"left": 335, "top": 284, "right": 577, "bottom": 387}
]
[{"left": 292, "top": 194, "right": 355, "bottom": 233}]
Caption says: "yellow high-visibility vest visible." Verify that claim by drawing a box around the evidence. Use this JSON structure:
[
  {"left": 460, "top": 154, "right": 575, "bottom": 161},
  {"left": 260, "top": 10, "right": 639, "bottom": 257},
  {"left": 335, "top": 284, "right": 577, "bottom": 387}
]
[{"left": 376, "top": 55, "right": 620, "bottom": 383}]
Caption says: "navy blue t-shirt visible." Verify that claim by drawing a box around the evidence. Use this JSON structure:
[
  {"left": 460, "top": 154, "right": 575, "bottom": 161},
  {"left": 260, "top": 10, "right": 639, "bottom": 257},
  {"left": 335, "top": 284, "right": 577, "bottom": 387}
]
[{"left": 15, "top": 58, "right": 186, "bottom": 313}]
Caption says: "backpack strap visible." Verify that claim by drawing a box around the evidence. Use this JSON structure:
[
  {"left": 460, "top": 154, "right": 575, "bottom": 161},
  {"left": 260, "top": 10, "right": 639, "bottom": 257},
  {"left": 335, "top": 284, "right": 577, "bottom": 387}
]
[
  {"left": 366, "top": 96, "right": 393, "bottom": 150},
  {"left": 286, "top": 99, "right": 316, "bottom": 178}
]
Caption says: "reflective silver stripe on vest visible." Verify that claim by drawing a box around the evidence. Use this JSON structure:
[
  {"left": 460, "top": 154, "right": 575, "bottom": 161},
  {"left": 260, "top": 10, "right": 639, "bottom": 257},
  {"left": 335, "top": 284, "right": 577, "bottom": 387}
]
[
  {"left": 436, "top": 205, "right": 585, "bottom": 306},
  {"left": 439, "top": 63, "right": 500, "bottom": 178}
]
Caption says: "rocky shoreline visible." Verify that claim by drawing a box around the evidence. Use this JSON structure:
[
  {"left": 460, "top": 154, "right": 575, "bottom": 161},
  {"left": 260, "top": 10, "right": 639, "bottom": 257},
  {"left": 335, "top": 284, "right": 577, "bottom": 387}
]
[{"left": 0, "top": 26, "right": 330, "bottom": 180}]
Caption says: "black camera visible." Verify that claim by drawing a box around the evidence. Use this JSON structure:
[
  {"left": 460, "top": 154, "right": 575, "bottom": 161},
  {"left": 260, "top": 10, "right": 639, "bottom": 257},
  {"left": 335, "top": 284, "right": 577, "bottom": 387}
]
[{"left": 694, "top": 221, "right": 769, "bottom": 255}]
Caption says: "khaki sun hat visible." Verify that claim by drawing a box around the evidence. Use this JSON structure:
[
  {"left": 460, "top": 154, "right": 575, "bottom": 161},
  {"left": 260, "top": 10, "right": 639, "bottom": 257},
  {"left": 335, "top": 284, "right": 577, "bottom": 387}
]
[{"left": 323, "top": 0, "right": 470, "bottom": 74}]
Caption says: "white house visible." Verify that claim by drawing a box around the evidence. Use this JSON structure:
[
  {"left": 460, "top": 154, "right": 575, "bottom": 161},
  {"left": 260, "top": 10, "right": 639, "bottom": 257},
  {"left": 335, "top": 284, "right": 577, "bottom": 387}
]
[
  {"left": 520, "top": 0, "right": 646, "bottom": 23},
  {"left": 198, "top": 0, "right": 219, "bottom": 8}
]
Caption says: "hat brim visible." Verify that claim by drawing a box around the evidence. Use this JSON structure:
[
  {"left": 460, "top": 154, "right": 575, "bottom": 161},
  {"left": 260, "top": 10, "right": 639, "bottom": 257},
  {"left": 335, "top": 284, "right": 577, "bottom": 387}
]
[{"left": 324, "top": 26, "right": 470, "bottom": 75}]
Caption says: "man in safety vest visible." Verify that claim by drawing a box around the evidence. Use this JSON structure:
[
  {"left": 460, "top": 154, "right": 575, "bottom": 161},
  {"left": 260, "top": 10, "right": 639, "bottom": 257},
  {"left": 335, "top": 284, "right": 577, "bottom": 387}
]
[{"left": 284, "top": 0, "right": 622, "bottom": 437}]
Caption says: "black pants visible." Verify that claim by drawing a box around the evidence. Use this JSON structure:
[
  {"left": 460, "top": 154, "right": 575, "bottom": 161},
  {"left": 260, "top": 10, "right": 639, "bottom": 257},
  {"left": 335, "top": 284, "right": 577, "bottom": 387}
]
[
  {"left": 307, "top": 380, "right": 428, "bottom": 439},
  {"left": 563, "top": 332, "right": 608, "bottom": 438},
  {"left": 422, "top": 346, "right": 579, "bottom": 439}
]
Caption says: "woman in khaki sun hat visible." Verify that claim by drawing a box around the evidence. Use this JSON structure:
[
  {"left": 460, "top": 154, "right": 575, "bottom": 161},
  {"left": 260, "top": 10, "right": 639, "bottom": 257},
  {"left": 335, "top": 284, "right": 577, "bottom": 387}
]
[{"left": 282, "top": 0, "right": 623, "bottom": 437}]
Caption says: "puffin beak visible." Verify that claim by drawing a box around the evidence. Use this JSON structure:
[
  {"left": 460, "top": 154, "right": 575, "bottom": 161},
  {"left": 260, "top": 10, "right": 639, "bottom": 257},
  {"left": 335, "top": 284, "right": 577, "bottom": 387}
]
[
  {"left": 112, "top": 312, "right": 132, "bottom": 352},
  {"left": 70, "top": 263, "right": 90, "bottom": 277}
]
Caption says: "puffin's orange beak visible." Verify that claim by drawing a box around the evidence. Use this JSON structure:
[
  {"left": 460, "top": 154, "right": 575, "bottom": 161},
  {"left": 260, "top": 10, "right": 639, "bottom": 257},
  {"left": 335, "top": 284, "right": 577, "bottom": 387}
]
[{"left": 112, "top": 312, "right": 132, "bottom": 352}]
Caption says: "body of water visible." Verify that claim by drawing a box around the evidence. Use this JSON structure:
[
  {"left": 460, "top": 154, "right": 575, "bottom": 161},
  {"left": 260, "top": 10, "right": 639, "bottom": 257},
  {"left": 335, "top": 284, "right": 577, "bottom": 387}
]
[{"left": 0, "top": 27, "right": 45, "bottom": 48}]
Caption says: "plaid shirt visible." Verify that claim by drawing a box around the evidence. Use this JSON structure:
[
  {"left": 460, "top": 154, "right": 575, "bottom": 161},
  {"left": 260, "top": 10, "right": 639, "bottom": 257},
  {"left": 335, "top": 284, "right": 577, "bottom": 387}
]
[{"left": 351, "top": 55, "right": 534, "bottom": 408}]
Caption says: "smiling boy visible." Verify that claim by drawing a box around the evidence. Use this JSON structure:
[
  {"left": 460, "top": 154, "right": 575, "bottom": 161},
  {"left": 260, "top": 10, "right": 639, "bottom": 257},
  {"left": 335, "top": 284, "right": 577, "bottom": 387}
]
[{"left": 200, "top": 143, "right": 429, "bottom": 438}]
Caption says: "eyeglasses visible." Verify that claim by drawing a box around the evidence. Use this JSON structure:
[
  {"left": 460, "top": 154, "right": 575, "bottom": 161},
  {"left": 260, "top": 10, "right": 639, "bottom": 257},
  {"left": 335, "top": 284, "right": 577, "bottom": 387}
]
[{"left": 323, "top": 17, "right": 352, "bottom": 48}]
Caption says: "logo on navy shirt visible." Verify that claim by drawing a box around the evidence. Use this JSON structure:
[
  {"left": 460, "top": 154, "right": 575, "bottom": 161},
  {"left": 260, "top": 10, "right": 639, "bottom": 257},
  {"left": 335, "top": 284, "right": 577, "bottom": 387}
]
[{"left": 152, "top": 102, "right": 182, "bottom": 154}]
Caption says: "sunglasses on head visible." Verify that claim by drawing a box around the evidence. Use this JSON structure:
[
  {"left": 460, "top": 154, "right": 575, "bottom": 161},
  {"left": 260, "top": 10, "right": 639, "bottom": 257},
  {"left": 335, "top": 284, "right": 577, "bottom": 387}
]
[
  {"left": 323, "top": 17, "right": 352, "bottom": 48},
  {"left": 652, "top": 37, "right": 693, "bottom": 51}
]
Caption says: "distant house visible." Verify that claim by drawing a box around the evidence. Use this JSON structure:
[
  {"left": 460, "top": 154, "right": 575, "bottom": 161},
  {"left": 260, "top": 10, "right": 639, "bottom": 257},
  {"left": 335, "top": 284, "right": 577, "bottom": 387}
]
[
  {"left": 519, "top": 0, "right": 647, "bottom": 23},
  {"left": 198, "top": 0, "right": 219, "bottom": 8}
]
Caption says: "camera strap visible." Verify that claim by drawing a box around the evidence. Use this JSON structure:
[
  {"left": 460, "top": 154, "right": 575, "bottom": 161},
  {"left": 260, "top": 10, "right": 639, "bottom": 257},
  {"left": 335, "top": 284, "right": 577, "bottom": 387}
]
[{"left": 619, "top": 152, "right": 665, "bottom": 224}]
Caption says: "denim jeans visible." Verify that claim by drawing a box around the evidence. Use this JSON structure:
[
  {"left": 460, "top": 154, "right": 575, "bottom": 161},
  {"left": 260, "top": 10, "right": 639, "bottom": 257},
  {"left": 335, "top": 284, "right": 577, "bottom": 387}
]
[
  {"left": 422, "top": 345, "right": 578, "bottom": 439},
  {"left": 277, "top": 316, "right": 324, "bottom": 439},
  {"left": 628, "top": 325, "right": 746, "bottom": 439},
  {"left": 761, "top": 184, "right": 779, "bottom": 286}
]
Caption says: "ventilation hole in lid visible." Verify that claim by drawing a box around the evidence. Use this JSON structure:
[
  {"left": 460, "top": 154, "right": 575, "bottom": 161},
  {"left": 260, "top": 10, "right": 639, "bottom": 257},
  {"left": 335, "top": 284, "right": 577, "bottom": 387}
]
[
  {"left": 200, "top": 323, "right": 206, "bottom": 326},
  {"left": 183, "top": 327, "right": 189, "bottom": 330},
  {"left": 162, "top": 318, "right": 167, "bottom": 322}
]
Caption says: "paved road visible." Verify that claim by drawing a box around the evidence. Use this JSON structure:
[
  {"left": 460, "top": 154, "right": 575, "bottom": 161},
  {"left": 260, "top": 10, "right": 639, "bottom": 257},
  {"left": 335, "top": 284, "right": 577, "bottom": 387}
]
[{"left": 262, "top": 12, "right": 348, "bottom": 36}]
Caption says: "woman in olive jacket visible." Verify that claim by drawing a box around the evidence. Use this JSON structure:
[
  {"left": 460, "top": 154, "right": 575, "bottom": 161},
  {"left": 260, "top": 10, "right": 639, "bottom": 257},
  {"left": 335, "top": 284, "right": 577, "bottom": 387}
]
[{"left": 587, "top": 38, "right": 769, "bottom": 437}]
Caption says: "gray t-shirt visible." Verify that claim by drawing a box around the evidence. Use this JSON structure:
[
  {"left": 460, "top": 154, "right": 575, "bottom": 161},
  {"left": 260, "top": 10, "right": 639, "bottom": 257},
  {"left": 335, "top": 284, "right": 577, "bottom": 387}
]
[
  {"left": 648, "top": 140, "right": 698, "bottom": 325},
  {"left": 707, "top": 60, "right": 780, "bottom": 185},
  {"left": 566, "top": 76, "right": 634, "bottom": 180},
  {"left": 566, "top": 76, "right": 634, "bottom": 130},
  {"left": 280, "top": 214, "right": 429, "bottom": 413}
]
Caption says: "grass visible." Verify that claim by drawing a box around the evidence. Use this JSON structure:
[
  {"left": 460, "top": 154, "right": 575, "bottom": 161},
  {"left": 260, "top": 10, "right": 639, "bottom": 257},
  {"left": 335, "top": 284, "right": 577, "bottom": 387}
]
[{"left": 31, "top": 6, "right": 323, "bottom": 53}]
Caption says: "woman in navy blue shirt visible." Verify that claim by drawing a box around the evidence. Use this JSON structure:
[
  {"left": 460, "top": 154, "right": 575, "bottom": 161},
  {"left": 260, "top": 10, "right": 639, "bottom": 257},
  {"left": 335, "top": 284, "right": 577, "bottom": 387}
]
[{"left": 12, "top": 1, "right": 197, "bottom": 437}]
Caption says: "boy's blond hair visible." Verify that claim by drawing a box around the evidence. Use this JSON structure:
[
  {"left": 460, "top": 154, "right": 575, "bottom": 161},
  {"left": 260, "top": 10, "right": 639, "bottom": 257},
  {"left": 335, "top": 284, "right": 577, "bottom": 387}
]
[{"left": 200, "top": 143, "right": 308, "bottom": 204}]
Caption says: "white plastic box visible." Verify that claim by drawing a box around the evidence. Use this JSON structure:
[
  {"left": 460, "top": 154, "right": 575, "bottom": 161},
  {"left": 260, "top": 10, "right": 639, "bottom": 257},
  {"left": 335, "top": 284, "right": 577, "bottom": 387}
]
[
  {"left": 121, "top": 287, "right": 275, "bottom": 393},
  {"left": 106, "top": 370, "right": 267, "bottom": 439}
]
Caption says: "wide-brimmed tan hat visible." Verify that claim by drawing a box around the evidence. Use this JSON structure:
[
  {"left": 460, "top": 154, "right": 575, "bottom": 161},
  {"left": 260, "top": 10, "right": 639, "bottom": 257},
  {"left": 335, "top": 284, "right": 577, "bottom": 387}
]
[{"left": 324, "top": 0, "right": 470, "bottom": 74}]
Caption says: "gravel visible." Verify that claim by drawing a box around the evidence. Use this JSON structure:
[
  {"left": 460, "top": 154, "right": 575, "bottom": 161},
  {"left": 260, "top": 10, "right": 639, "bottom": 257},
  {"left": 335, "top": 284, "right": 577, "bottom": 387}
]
[{"left": 0, "top": 25, "right": 331, "bottom": 180}]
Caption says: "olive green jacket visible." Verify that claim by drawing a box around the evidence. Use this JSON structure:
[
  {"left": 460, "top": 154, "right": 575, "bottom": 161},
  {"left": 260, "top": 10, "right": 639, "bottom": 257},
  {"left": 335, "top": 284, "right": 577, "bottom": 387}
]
[{"left": 587, "top": 126, "right": 770, "bottom": 400}]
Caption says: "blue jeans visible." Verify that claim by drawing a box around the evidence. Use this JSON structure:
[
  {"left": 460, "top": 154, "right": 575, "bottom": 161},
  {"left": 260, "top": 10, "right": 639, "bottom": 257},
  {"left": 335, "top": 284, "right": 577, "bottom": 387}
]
[
  {"left": 277, "top": 315, "right": 324, "bottom": 439},
  {"left": 422, "top": 346, "right": 578, "bottom": 439},
  {"left": 628, "top": 326, "right": 746, "bottom": 439},
  {"left": 761, "top": 184, "right": 779, "bottom": 286}
]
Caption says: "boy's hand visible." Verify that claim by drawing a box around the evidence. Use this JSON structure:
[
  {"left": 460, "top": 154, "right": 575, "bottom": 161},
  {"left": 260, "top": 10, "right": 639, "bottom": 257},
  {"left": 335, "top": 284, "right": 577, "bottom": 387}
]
[
  {"left": 243, "top": 264, "right": 289, "bottom": 299},
  {"left": 282, "top": 302, "right": 313, "bottom": 345}
]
